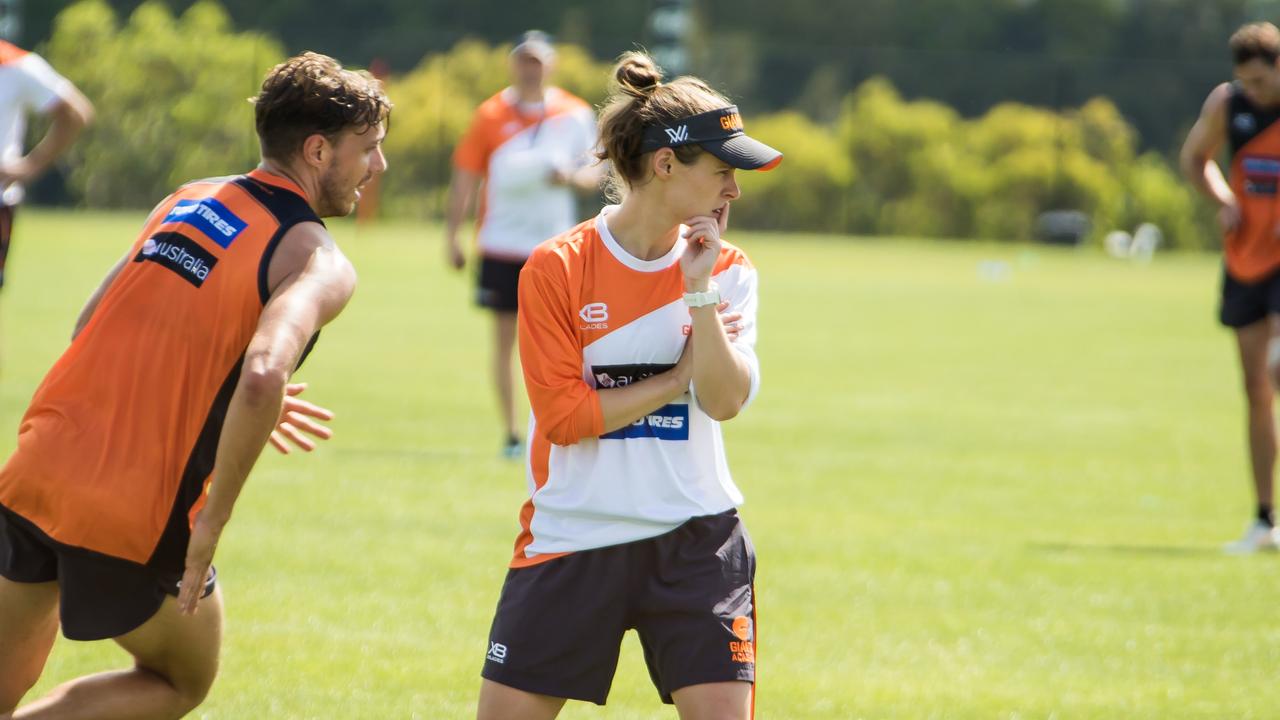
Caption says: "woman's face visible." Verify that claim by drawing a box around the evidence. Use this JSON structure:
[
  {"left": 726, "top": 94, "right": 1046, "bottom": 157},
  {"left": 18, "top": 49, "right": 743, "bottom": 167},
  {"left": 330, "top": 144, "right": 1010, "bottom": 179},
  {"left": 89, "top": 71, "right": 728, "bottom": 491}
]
[{"left": 663, "top": 150, "right": 741, "bottom": 224}]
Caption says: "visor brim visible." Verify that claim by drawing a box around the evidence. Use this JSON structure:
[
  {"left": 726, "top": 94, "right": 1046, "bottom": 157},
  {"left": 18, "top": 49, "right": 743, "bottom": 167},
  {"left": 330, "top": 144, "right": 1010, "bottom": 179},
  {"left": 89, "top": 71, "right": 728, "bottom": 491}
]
[{"left": 702, "top": 134, "right": 783, "bottom": 171}]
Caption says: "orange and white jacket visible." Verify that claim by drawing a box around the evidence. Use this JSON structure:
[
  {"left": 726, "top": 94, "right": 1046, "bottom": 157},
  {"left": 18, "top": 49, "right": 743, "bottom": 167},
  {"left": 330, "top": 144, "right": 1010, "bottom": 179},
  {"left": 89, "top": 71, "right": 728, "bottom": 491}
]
[{"left": 511, "top": 206, "right": 760, "bottom": 567}]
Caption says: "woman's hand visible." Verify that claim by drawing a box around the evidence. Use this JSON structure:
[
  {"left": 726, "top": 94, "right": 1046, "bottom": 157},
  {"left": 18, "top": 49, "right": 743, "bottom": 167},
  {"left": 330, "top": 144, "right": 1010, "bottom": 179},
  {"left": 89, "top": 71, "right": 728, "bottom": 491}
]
[
  {"left": 679, "top": 214, "right": 723, "bottom": 292},
  {"left": 718, "top": 302, "right": 743, "bottom": 342}
]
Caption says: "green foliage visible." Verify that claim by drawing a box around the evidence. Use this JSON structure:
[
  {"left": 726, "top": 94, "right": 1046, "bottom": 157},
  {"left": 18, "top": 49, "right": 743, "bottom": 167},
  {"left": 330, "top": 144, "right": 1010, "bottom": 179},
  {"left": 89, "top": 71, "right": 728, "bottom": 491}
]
[
  {"left": 18, "top": 0, "right": 1266, "bottom": 158},
  {"left": 733, "top": 112, "right": 854, "bottom": 233},
  {"left": 729, "top": 76, "right": 1212, "bottom": 248},
  {"left": 45, "top": 0, "right": 283, "bottom": 207},
  {"left": 1119, "top": 153, "right": 1212, "bottom": 251},
  {"left": 36, "top": 1, "right": 1214, "bottom": 248}
]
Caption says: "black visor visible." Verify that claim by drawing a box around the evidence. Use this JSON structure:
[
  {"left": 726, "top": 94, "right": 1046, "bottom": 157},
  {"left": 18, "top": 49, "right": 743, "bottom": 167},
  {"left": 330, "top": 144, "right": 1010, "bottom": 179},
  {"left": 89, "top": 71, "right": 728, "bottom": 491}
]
[{"left": 639, "top": 106, "right": 782, "bottom": 171}]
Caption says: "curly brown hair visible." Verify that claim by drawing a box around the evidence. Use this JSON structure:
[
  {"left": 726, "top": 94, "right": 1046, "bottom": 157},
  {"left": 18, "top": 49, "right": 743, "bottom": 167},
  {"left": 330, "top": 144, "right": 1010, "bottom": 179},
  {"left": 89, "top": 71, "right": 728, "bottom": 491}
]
[
  {"left": 595, "top": 51, "right": 730, "bottom": 197},
  {"left": 1230, "top": 22, "right": 1280, "bottom": 66},
  {"left": 251, "top": 52, "right": 392, "bottom": 162}
]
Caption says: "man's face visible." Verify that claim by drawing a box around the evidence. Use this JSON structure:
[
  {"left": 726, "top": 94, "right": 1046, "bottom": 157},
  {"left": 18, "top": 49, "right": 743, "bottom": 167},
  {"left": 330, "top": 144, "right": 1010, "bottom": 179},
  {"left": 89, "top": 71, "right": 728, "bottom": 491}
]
[
  {"left": 317, "top": 122, "right": 387, "bottom": 218},
  {"left": 1235, "top": 57, "right": 1280, "bottom": 106},
  {"left": 510, "top": 52, "right": 551, "bottom": 91}
]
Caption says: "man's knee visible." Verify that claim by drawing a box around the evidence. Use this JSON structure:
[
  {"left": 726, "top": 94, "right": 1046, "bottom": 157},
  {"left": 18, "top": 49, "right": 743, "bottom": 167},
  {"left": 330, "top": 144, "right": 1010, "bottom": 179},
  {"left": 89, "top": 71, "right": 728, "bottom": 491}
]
[
  {"left": 1243, "top": 359, "right": 1275, "bottom": 405},
  {"left": 1267, "top": 367, "right": 1280, "bottom": 397},
  {"left": 137, "top": 663, "right": 216, "bottom": 717},
  {"left": 1244, "top": 381, "right": 1273, "bottom": 410},
  {"left": 172, "top": 674, "right": 215, "bottom": 715}
]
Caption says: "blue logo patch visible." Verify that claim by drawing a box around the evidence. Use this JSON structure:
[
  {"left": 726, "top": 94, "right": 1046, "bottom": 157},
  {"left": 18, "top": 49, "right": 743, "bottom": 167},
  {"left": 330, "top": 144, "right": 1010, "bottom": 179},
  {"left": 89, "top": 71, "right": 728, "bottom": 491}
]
[
  {"left": 1244, "top": 156, "right": 1280, "bottom": 196},
  {"left": 601, "top": 403, "right": 690, "bottom": 441},
  {"left": 162, "top": 198, "right": 246, "bottom": 248},
  {"left": 1243, "top": 157, "right": 1280, "bottom": 176}
]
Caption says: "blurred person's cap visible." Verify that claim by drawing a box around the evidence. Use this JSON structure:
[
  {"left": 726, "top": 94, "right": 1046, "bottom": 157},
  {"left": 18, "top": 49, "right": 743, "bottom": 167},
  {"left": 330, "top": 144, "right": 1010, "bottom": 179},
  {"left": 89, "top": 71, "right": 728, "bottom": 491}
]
[
  {"left": 511, "top": 30, "right": 556, "bottom": 63},
  {"left": 639, "top": 106, "right": 783, "bottom": 171}
]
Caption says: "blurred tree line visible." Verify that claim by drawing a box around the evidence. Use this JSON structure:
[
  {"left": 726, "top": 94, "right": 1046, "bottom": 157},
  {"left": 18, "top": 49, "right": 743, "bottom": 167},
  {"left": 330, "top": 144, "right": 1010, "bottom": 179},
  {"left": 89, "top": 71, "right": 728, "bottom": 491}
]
[
  {"left": 733, "top": 79, "right": 1205, "bottom": 245},
  {"left": 21, "top": 0, "right": 1280, "bottom": 154},
  {"left": 41, "top": 0, "right": 280, "bottom": 206},
  {"left": 36, "top": 0, "right": 1212, "bottom": 246}
]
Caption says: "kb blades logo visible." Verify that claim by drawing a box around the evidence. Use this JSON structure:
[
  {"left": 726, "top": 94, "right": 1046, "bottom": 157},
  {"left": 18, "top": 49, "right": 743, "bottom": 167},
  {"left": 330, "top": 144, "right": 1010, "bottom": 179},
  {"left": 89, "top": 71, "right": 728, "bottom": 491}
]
[
  {"left": 664, "top": 125, "right": 689, "bottom": 144},
  {"left": 579, "top": 302, "right": 609, "bottom": 330},
  {"left": 134, "top": 232, "right": 217, "bottom": 287}
]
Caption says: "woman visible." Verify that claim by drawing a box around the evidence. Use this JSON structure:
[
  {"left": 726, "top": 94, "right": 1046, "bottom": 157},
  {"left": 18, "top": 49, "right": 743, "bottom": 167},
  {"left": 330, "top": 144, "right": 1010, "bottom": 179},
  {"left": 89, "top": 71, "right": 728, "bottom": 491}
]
[{"left": 477, "top": 51, "right": 782, "bottom": 720}]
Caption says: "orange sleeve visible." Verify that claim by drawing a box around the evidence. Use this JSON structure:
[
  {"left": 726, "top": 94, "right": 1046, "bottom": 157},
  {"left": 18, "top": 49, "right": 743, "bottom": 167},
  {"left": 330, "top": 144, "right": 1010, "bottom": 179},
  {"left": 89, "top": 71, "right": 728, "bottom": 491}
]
[
  {"left": 518, "top": 262, "right": 604, "bottom": 445},
  {"left": 452, "top": 107, "right": 491, "bottom": 174}
]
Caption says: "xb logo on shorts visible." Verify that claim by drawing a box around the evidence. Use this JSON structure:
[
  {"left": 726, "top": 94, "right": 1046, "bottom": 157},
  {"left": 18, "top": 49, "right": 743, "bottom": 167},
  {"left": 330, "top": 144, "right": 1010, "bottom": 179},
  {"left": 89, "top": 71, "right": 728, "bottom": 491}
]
[
  {"left": 487, "top": 641, "right": 508, "bottom": 664},
  {"left": 664, "top": 125, "right": 689, "bottom": 144},
  {"left": 579, "top": 302, "right": 609, "bottom": 330}
]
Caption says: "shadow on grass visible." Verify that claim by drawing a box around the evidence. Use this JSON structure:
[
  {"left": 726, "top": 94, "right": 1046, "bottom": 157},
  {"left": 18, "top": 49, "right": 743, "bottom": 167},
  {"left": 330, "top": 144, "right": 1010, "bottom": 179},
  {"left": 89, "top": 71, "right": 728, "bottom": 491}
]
[{"left": 1029, "top": 542, "right": 1230, "bottom": 558}]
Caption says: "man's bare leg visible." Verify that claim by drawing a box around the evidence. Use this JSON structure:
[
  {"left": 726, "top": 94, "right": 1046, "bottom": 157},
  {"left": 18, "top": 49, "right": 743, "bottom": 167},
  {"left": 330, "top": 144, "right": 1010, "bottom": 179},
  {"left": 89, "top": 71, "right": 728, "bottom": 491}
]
[
  {"left": 13, "top": 590, "right": 222, "bottom": 720},
  {"left": 1238, "top": 320, "right": 1275, "bottom": 521},
  {"left": 494, "top": 310, "right": 521, "bottom": 452},
  {"left": 0, "top": 576, "right": 60, "bottom": 714}
]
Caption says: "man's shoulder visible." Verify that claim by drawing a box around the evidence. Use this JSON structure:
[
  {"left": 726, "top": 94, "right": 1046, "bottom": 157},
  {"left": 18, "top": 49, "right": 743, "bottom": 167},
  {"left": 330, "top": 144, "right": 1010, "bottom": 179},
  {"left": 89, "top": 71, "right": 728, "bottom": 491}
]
[
  {"left": 547, "top": 87, "right": 592, "bottom": 117},
  {"left": 474, "top": 90, "right": 515, "bottom": 119},
  {"left": 1207, "top": 82, "right": 1236, "bottom": 110},
  {"left": 0, "top": 41, "right": 28, "bottom": 66}
]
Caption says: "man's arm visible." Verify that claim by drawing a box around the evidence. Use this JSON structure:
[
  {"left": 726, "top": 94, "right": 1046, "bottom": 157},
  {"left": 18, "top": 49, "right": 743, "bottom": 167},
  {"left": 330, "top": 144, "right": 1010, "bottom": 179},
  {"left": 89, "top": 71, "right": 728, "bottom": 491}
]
[
  {"left": 1, "top": 84, "right": 94, "bottom": 187},
  {"left": 551, "top": 162, "right": 605, "bottom": 193},
  {"left": 573, "top": 162, "right": 606, "bottom": 193},
  {"left": 177, "top": 222, "right": 356, "bottom": 614},
  {"left": 1180, "top": 83, "right": 1238, "bottom": 231},
  {"left": 445, "top": 167, "right": 481, "bottom": 270}
]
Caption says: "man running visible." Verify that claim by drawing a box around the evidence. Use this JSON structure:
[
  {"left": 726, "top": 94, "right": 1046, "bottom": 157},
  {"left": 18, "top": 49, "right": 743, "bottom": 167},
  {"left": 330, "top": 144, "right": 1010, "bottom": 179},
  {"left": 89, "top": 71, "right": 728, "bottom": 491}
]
[{"left": 0, "top": 51, "right": 388, "bottom": 717}]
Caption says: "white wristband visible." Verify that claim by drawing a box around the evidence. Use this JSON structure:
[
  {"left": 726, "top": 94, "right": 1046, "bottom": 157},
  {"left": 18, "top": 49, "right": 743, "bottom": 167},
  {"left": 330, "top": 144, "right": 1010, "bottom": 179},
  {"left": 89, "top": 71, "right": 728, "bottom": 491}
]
[{"left": 683, "top": 283, "right": 720, "bottom": 308}]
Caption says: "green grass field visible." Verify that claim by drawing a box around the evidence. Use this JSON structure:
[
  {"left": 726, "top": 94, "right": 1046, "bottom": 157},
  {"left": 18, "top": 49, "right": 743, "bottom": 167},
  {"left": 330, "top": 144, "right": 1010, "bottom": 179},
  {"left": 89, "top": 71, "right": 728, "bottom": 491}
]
[{"left": 1, "top": 208, "right": 1274, "bottom": 718}]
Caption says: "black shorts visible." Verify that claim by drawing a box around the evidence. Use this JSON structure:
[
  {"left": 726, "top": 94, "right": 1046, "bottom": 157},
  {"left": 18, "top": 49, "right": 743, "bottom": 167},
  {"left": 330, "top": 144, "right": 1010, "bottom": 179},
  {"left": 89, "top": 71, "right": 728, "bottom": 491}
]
[
  {"left": 481, "top": 510, "right": 756, "bottom": 706},
  {"left": 476, "top": 256, "right": 526, "bottom": 313},
  {"left": 0, "top": 204, "right": 15, "bottom": 289},
  {"left": 0, "top": 505, "right": 216, "bottom": 641},
  {"left": 1220, "top": 265, "right": 1280, "bottom": 327}
]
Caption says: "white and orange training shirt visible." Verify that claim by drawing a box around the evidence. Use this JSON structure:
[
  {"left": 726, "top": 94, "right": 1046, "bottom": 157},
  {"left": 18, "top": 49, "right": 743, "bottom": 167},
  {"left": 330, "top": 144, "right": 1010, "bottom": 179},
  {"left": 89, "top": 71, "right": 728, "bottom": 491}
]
[
  {"left": 511, "top": 205, "right": 761, "bottom": 567},
  {"left": 453, "top": 87, "right": 597, "bottom": 261},
  {"left": 0, "top": 41, "right": 76, "bottom": 206}
]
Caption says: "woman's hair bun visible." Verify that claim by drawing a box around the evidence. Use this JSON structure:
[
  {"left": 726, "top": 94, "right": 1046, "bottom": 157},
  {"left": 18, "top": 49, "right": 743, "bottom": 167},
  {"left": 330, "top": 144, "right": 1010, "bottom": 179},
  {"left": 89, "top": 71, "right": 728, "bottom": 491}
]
[{"left": 614, "top": 51, "right": 663, "bottom": 100}]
